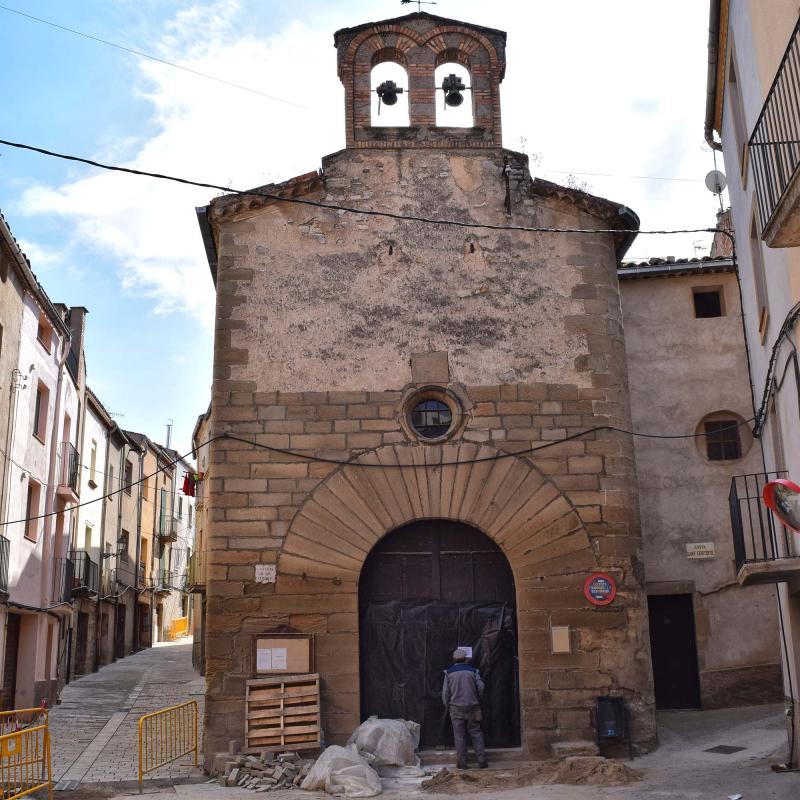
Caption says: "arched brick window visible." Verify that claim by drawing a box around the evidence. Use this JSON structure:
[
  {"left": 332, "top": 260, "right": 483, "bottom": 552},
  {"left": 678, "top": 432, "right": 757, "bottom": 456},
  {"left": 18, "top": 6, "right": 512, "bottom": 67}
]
[
  {"left": 371, "top": 49, "right": 410, "bottom": 127},
  {"left": 435, "top": 61, "right": 473, "bottom": 127}
]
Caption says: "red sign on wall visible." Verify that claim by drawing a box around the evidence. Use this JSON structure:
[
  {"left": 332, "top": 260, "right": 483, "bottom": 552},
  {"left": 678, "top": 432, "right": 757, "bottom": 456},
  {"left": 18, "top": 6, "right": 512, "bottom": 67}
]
[{"left": 584, "top": 573, "right": 616, "bottom": 606}]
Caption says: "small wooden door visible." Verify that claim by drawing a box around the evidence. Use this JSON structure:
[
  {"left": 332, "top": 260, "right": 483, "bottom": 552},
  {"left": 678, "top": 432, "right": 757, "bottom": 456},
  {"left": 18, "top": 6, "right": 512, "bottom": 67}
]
[
  {"left": 1, "top": 614, "right": 21, "bottom": 710},
  {"left": 648, "top": 594, "right": 702, "bottom": 709}
]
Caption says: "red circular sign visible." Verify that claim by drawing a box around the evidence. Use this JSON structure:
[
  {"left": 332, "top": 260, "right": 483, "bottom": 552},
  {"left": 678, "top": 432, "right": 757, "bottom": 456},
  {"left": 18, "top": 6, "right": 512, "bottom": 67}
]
[{"left": 584, "top": 573, "right": 616, "bottom": 606}]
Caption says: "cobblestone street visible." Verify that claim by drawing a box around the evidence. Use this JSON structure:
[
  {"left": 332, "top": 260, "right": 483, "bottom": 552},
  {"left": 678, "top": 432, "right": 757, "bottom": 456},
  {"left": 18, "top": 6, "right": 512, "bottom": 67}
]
[{"left": 50, "top": 639, "right": 204, "bottom": 789}]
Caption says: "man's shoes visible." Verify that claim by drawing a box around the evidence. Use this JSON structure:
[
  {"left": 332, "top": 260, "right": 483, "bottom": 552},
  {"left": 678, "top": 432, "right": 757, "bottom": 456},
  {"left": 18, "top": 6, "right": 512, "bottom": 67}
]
[
  {"left": 456, "top": 761, "right": 468, "bottom": 770},
  {"left": 478, "top": 761, "right": 488, "bottom": 769}
]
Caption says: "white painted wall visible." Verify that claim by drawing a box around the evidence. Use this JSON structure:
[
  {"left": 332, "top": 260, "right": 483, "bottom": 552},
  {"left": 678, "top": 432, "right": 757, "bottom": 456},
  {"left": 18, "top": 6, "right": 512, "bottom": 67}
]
[
  {"left": 5, "top": 292, "right": 64, "bottom": 608},
  {"left": 719, "top": 0, "right": 800, "bottom": 765},
  {"left": 76, "top": 402, "right": 109, "bottom": 564}
]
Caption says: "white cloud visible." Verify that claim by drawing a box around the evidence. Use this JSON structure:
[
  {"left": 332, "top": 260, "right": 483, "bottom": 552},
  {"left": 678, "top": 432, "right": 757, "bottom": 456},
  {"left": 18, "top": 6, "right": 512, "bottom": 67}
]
[
  {"left": 18, "top": 0, "right": 345, "bottom": 326},
  {"left": 17, "top": 0, "right": 720, "bottom": 326}
]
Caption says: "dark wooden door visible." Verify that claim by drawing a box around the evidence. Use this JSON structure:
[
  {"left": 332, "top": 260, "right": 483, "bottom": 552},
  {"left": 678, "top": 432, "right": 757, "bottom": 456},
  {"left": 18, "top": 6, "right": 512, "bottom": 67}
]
[
  {"left": 1, "top": 614, "right": 21, "bottom": 710},
  {"left": 75, "top": 612, "right": 89, "bottom": 675},
  {"left": 114, "top": 605, "right": 126, "bottom": 659},
  {"left": 648, "top": 594, "right": 702, "bottom": 709},
  {"left": 359, "top": 520, "right": 520, "bottom": 748}
]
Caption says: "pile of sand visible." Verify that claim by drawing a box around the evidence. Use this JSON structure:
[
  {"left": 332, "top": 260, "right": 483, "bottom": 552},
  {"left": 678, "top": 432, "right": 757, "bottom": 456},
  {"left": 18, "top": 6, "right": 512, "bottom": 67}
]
[{"left": 421, "top": 757, "right": 642, "bottom": 794}]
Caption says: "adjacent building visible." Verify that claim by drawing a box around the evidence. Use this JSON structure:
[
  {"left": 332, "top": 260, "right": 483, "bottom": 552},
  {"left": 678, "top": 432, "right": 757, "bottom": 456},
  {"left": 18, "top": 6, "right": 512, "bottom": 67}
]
[
  {"left": 620, "top": 254, "right": 782, "bottom": 709},
  {"left": 188, "top": 406, "right": 210, "bottom": 674},
  {"left": 705, "top": 0, "right": 800, "bottom": 766},
  {"left": 0, "top": 209, "right": 195, "bottom": 710}
]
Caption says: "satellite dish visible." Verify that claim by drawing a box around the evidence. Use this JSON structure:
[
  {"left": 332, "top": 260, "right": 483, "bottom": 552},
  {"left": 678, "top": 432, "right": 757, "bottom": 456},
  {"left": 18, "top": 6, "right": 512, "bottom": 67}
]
[{"left": 705, "top": 169, "right": 727, "bottom": 194}]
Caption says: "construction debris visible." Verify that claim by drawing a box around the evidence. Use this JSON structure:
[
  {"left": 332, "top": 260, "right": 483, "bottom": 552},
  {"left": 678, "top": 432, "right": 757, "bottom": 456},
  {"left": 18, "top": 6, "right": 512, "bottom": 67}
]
[{"left": 219, "top": 750, "right": 315, "bottom": 792}]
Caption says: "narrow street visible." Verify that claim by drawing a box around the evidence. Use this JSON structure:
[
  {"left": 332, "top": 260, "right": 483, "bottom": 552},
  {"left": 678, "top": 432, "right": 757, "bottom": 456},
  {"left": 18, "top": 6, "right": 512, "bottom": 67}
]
[{"left": 49, "top": 639, "right": 204, "bottom": 789}]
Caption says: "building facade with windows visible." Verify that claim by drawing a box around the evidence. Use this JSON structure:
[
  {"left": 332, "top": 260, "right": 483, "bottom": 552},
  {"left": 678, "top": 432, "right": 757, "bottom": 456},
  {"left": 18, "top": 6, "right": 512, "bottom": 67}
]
[
  {"left": 0, "top": 215, "right": 84, "bottom": 708},
  {"left": 620, "top": 255, "right": 782, "bottom": 710},
  {"left": 188, "top": 406, "right": 210, "bottom": 674},
  {"left": 705, "top": 0, "right": 800, "bottom": 766},
  {"left": 196, "top": 11, "right": 657, "bottom": 763}
]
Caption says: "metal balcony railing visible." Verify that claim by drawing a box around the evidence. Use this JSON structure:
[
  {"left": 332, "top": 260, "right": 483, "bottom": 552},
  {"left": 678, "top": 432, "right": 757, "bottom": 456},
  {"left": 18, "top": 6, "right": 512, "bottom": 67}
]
[
  {"left": 749, "top": 17, "right": 800, "bottom": 233},
  {"left": 58, "top": 441, "right": 80, "bottom": 494},
  {"left": 0, "top": 534, "right": 9, "bottom": 596},
  {"left": 149, "top": 568, "right": 176, "bottom": 592},
  {"left": 158, "top": 513, "right": 177, "bottom": 541},
  {"left": 185, "top": 551, "right": 205, "bottom": 592},
  {"left": 100, "top": 566, "right": 117, "bottom": 600},
  {"left": 69, "top": 549, "right": 99, "bottom": 596},
  {"left": 52, "top": 557, "right": 74, "bottom": 603},
  {"left": 729, "top": 471, "right": 794, "bottom": 570}
]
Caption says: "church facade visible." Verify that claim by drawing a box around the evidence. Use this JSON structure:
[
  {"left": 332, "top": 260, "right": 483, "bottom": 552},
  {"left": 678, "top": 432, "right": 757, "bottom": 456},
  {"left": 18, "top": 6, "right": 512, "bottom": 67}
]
[{"left": 197, "top": 12, "right": 657, "bottom": 762}]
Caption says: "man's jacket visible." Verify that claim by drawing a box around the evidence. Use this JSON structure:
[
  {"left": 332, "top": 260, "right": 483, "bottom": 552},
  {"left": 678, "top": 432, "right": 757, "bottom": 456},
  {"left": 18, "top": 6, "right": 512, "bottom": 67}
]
[{"left": 442, "top": 663, "right": 485, "bottom": 709}]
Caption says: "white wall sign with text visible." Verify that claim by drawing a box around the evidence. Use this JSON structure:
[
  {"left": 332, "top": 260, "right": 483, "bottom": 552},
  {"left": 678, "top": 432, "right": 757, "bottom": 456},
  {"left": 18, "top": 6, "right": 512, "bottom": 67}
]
[{"left": 686, "top": 542, "right": 716, "bottom": 559}]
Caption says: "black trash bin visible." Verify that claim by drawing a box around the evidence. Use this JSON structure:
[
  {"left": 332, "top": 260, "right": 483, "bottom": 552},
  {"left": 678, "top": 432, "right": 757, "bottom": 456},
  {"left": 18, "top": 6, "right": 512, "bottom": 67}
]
[{"left": 594, "top": 695, "right": 633, "bottom": 759}]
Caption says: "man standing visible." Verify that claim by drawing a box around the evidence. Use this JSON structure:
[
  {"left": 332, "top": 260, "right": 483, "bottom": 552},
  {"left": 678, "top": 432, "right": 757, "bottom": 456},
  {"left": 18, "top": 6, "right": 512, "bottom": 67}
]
[{"left": 442, "top": 649, "right": 488, "bottom": 770}]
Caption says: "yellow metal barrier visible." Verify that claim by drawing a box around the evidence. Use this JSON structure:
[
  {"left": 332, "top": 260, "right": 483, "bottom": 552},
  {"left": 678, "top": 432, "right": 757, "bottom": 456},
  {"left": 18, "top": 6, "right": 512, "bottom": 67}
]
[
  {"left": 138, "top": 700, "right": 198, "bottom": 787},
  {"left": 0, "top": 708, "right": 52, "bottom": 800},
  {"left": 168, "top": 616, "right": 189, "bottom": 641}
]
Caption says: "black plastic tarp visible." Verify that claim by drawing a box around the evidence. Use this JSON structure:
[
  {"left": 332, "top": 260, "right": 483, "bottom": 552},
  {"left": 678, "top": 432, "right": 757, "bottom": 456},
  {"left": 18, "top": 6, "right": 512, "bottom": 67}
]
[{"left": 359, "top": 601, "right": 520, "bottom": 748}]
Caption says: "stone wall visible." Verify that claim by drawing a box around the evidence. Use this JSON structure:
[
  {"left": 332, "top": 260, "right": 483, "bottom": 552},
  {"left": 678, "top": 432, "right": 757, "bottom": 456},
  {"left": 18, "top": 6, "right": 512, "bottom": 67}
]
[{"left": 201, "top": 142, "right": 656, "bottom": 762}]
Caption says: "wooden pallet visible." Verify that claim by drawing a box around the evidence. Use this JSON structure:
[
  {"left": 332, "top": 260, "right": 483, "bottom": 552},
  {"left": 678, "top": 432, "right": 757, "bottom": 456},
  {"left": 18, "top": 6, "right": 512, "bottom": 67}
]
[{"left": 245, "top": 674, "right": 321, "bottom": 752}]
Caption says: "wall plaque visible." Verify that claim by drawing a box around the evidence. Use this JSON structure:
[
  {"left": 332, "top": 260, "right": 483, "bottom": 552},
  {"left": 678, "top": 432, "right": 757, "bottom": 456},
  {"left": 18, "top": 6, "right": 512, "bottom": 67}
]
[
  {"left": 686, "top": 542, "right": 716, "bottom": 559},
  {"left": 255, "top": 564, "right": 277, "bottom": 583}
]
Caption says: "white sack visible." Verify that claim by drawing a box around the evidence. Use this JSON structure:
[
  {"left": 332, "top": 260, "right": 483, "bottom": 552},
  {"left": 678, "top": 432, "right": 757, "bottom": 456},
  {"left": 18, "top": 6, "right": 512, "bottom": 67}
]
[
  {"left": 347, "top": 717, "right": 421, "bottom": 769},
  {"left": 300, "top": 744, "right": 382, "bottom": 797}
]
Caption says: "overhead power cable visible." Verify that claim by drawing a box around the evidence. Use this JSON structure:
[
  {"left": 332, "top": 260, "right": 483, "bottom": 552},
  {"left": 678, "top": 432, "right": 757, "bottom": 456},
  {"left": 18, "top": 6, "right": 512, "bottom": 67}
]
[
  {"left": 542, "top": 169, "right": 703, "bottom": 184},
  {"left": 0, "top": 419, "right": 755, "bottom": 529},
  {"left": 0, "top": 137, "right": 718, "bottom": 239},
  {"left": 0, "top": 3, "right": 306, "bottom": 109}
]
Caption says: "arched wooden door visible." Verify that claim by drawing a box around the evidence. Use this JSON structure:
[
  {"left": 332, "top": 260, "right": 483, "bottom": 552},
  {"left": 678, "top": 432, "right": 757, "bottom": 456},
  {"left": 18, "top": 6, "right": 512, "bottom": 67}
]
[{"left": 359, "top": 520, "right": 520, "bottom": 748}]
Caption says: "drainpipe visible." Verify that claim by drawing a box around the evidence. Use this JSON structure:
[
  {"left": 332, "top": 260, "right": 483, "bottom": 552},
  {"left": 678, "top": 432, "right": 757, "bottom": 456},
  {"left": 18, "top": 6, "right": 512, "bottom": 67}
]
[
  {"left": 705, "top": 0, "right": 724, "bottom": 151},
  {"left": 133, "top": 446, "right": 144, "bottom": 651},
  {"left": 116, "top": 439, "right": 124, "bottom": 656},
  {"left": 93, "top": 427, "right": 112, "bottom": 672},
  {"left": 0, "top": 370, "right": 25, "bottom": 530},
  {"left": 40, "top": 335, "right": 69, "bottom": 609}
]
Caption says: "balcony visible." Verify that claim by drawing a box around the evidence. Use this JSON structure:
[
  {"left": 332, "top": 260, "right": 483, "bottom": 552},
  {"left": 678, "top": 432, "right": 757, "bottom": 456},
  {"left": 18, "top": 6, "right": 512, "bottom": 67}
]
[
  {"left": 185, "top": 551, "right": 205, "bottom": 593},
  {"left": 749, "top": 18, "right": 800, "bottom": 247},
  {"left": 52, "top": 557, "right": 74, "bottom": 604},
  {"left": 57, "top": 441, "right": 80, "bottom": 501},
  {"left": 68, "top": 550, "right": 99, "bottom": 597},
  {"left": 729, "top": 472, "right": 800, "bottom": 586},
  {"left": 0, "top": 534, "right": 9, "bottom": 597},
  {"left": 100, "top": 565, "right": 117, "bottom": 601},
  {"left": 158, "top": 513, "right": 177, "bottom": 543},
  {"left": 149, "top": 568, "right": 175, "bottom": 594}
]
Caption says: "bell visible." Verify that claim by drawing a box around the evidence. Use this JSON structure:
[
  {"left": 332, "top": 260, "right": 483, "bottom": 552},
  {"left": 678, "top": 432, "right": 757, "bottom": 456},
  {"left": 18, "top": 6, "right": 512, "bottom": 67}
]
[
  {"left": 442, "top": 73, "right": 466, "bottom": 109},
  {"left": 376, "top": 80, "right": 403, "bottom": 107}
]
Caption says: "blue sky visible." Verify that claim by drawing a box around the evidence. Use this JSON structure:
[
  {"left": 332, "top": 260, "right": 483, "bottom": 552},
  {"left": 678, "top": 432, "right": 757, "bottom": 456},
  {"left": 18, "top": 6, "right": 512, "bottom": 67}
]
[{"left": 0, "top": 0, "right": 720, "bottom": 454}]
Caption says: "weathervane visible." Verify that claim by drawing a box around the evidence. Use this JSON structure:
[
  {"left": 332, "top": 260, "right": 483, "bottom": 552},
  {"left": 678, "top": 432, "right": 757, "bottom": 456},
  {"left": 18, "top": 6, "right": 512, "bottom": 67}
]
[{"left": 401, "top": 0, "right": 438, "bottom": 11}]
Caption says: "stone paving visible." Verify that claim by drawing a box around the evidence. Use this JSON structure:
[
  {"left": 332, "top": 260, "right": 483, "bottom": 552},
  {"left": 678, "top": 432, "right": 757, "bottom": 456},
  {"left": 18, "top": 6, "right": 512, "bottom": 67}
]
[{"left": 49, "top": 638, "right": 204, "bottom": 788}]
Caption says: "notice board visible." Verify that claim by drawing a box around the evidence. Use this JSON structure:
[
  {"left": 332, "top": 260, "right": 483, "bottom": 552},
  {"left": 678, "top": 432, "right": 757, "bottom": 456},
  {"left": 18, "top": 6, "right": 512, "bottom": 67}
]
[{"left": 253, "top": 634, "right": 314, "bottom": 675}]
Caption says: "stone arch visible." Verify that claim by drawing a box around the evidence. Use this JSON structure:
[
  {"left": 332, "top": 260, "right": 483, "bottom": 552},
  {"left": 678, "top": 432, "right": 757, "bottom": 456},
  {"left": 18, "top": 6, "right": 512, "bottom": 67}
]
[{"left": 278, "top": 442, "right": 599, "bottom": 586}]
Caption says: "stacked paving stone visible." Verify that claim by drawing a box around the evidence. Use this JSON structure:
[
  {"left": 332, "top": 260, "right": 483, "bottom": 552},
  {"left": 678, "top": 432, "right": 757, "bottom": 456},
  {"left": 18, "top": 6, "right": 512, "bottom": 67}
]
[{"left": 218, "top": 751, "right": 314, "bottom": 792}]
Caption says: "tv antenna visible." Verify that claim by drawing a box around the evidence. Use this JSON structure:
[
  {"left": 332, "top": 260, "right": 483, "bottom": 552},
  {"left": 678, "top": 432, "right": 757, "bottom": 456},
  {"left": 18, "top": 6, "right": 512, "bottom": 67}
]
[{"left": 401, "top": 0, "right": 437, "bottom": 10}]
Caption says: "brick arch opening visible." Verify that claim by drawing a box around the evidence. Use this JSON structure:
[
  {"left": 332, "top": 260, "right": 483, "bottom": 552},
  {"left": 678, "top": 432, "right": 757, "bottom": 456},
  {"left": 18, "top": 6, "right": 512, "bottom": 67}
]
[
  {"left": 277, "top": 443, "right": 601, "bottom": 749},
  {"left": 359, "top": 518, "right": 521, "bottom": 748},
  {"left": 278, "top": 442, "right": 597, "bottom": 586}
]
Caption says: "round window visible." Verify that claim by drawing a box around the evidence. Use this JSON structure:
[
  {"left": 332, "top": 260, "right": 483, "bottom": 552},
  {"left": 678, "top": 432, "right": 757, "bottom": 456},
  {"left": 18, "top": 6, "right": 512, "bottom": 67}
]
[{"left": 410, "top": 399, "right": 453, "bottom": 439}]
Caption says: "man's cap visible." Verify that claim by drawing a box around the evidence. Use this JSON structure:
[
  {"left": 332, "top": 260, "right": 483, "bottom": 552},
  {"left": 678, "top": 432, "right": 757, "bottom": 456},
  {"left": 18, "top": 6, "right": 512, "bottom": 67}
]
[{"left": 453, "top": 648, "right": 467, "bottom": 660}]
